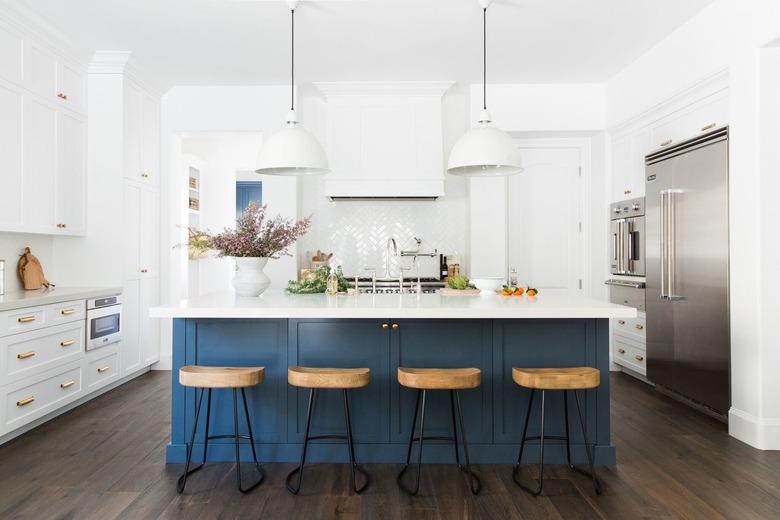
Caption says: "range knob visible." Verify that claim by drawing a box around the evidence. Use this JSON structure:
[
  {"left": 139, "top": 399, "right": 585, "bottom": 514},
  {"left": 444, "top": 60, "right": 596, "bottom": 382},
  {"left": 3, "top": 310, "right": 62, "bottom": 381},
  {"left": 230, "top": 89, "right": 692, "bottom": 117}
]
[
  {"left": 632, "top": 203, "right": 641, "bottom": 211},
  {"left": 613, "top": 207, "right": 622, "bottom": 214}
]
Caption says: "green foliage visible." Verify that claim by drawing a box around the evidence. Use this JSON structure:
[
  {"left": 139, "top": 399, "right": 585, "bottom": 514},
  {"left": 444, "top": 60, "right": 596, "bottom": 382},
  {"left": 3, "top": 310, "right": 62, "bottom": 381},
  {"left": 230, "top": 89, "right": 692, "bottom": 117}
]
[{"left": 286, "top": 265, "right": 349, "bottom": 294}]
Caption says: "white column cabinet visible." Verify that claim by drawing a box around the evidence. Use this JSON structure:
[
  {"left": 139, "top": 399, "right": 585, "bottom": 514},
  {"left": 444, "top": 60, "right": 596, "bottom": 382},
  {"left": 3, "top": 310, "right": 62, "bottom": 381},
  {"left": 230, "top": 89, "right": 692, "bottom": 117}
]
[
  {"left": 56, "top": 111, "right": 87, "bottom": 234},
  {"left": 0, "top": 83, "right": 23, "bottom": 227},
  {"left": 123, "top": 181, "right": 159, "bottom": 279}
]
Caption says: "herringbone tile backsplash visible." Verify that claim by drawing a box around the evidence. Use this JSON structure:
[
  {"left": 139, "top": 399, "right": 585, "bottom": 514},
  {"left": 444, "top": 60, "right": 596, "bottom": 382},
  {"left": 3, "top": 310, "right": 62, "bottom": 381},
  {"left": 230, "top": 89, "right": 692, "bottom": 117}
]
[{"left": 299, "top": 195, "right": 467, "bottom": 279}]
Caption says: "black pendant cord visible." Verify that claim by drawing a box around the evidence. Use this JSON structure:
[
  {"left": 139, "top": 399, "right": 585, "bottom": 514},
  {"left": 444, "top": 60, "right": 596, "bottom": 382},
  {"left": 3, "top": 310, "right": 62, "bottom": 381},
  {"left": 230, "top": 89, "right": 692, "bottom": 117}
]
[
  {"left": 482, "top": 7, "right": 487, "bottom": 111},
  {"left": 290, "top": 8, "right": 295, "bottom": 111}
]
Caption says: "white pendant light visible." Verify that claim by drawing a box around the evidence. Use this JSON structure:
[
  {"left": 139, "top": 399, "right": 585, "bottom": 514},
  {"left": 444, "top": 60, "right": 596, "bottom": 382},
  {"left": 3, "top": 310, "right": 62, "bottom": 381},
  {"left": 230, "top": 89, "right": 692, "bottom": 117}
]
[
  {"left": 255, "top": 0, "right": 329, "bottom": 176},
  {"left": 448, "top": 0, "right": 523, "bottom": 177}
]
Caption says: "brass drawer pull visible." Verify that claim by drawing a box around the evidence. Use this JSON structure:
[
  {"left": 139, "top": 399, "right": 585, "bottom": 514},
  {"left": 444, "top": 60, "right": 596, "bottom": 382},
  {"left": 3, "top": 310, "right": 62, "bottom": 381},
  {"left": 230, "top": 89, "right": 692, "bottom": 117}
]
[
  {"left": 623, "top": 190, "right": 631, "bottom": 195},
  {"left": 701, "top": 122, "right": 717, "bottom": 131},
  {"left": 57, "top": 93, "right": 68, "bottom": 100},
  {"left": 635, "top": 324, "right": 644, "bottom": 330},
  {"left": 17, "top": 315, "right": 36, "bottom": 323},
  {"left": 140, "top": 268, "right": 149, "bottom": 273},
  {"left": 391, "top": 323, "right": 399, "bottom": 330},
  {"left": 617, "top": 320, "right": 625, "bottom": 325},
  {"left": 61, "top": 308, "right": 77, "bottom": 315},
  {"left": 381, "top": 323, "right": 389, "bottom": 329},
  {"left": 17, "top": 351, "right": 36, "bottom": 359},
  {"left": 635, "top": 354, "right": 644, "bottom": 362},
  {"left": 97, "top": 365, "right": 110, "bottom": 373},
  {"left": 60, "top": 379, "right": 75, "bottom": 389},
  {"left": 660, "top": 139, "right": 673, "bottom": 147},
  {"left": 141, "top": 172, "right": 150, "bottom": 178},
  {"left": 61, "top": 339, "right": 76, "bottom": 347},
  {"left": 17, "top": 396, "right": 35, "bottom": 407},
  {"left": 617, "top": 348, "right": 626, "bottom": 354}
]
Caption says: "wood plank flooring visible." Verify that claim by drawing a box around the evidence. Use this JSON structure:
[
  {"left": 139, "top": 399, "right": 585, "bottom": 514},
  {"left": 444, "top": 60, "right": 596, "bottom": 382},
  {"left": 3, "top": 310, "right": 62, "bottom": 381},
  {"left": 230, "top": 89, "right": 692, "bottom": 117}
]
[{"left": 0, "top": 371, "right": 779, "bottom": 519}]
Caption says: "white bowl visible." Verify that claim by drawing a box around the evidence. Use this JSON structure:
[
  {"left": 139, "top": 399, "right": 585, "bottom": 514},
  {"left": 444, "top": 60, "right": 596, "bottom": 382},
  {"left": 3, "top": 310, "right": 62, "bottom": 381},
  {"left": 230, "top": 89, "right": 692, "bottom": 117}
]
[{"left": 470, "top": 277, "right": 504, "bottom": 293}]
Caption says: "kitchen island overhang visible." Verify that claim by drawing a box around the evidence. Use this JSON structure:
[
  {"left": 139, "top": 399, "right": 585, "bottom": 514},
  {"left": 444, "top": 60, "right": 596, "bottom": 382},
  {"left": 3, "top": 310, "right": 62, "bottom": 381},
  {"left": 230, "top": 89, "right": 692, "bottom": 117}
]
[{"left": 152, "top": 291, "right": 636, "bottom": 465}]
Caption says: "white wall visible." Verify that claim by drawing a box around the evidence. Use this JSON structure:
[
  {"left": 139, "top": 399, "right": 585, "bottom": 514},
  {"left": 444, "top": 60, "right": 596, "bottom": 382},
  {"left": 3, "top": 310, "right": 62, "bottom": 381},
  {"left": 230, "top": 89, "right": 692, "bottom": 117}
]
[
  {"left": 0, "top": 234, "right": 54, "bottom": 293},
  {"left": 605, "top": 0, "right": 780, "bottom": 449}
]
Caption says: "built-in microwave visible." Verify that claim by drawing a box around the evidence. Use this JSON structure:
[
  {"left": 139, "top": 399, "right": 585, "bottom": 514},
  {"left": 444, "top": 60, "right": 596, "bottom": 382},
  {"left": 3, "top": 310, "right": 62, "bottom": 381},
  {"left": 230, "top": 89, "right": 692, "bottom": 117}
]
[
  {"left": 86, "top": 295, "right": 122, "bottom": 350},
  {"left": 610, "top": 197, "right": 645, "bottom": 276}
]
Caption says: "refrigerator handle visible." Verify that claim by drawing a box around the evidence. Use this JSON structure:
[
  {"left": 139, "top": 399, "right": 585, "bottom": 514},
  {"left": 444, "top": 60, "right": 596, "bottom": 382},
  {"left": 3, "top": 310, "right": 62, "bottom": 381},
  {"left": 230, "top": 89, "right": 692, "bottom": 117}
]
[
  {"left": 668, "top": 190, "right": 684, "bottom": 300},
  {"left": 660, "top": 191, "right": 668, "bottom": 299}
]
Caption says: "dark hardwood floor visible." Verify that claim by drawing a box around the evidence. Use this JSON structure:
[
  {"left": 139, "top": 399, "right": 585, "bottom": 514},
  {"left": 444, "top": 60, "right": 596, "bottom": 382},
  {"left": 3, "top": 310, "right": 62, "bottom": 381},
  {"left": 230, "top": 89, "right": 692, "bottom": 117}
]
[{"left": 1, "top": 371, "right": 779, "bottom": 519}]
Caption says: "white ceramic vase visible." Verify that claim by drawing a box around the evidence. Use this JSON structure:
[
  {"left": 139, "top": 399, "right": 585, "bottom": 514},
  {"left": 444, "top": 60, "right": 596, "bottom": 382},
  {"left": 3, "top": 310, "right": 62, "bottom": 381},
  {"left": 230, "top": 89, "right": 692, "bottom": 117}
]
[{"left": 232, "top": 257, "right": 271, "bottom": 297}]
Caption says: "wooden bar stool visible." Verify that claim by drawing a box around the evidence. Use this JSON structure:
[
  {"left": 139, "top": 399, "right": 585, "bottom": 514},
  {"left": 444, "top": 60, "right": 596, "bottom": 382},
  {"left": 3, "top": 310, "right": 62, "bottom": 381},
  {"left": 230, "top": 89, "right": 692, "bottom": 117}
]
[
  {"left": 177, "top": 366, "right": 265, "bottom": 494},
  {"left": 396, "top": 367, "right": 482, "bottom": 496},
  {"left": 512, "top": 367, "right": 602, "bottom": 496},
  {"left": 286, "top": 366, "right": 371, "bottom": 495}
]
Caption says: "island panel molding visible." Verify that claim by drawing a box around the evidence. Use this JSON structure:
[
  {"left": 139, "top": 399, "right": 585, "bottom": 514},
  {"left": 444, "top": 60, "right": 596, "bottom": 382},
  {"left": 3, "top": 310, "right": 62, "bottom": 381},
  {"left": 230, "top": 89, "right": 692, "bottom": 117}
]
[{"left": 166, "top": 315, "right": 616, "bottom": 465}]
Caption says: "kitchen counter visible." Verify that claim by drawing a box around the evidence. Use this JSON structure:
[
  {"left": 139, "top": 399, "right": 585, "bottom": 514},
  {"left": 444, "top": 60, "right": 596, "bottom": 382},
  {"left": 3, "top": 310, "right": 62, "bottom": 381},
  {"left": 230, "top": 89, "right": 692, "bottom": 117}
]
[
  {"left": 157, "top": 289, "right": 625, "bottom": 466},
  {"left": 150, "top": 290, "right": 636, "bottom": 319},
  {"left": 0, "top": 286, "right": 122, "bottom": 311}
]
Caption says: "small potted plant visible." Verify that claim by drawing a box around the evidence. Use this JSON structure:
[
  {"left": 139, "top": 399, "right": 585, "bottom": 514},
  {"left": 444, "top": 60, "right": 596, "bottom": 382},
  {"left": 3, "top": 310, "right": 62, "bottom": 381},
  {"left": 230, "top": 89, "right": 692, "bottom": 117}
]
[{"left": 208, "top": 203, "right": 311, "bottom": 296}]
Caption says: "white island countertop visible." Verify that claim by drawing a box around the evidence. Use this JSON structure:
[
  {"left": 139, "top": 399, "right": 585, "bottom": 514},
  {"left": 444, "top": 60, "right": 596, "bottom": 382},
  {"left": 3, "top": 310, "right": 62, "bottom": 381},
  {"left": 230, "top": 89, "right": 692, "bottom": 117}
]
[{"left": 150, "top": 290, "right": 637, "bottom": 320}]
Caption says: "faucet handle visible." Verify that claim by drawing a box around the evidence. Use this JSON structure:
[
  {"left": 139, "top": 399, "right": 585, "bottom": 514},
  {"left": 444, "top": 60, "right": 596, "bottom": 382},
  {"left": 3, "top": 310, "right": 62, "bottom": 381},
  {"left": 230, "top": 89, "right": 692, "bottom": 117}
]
[{"left": 363, "top": 267, "right": 377, "bottom": 276}]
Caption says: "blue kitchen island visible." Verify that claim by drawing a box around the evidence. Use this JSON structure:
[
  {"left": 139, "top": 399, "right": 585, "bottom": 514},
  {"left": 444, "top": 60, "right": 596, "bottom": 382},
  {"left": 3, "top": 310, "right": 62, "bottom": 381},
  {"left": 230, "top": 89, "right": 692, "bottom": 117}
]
[{"left": 151, "top": 291, "right": 635, "bottom": 465}]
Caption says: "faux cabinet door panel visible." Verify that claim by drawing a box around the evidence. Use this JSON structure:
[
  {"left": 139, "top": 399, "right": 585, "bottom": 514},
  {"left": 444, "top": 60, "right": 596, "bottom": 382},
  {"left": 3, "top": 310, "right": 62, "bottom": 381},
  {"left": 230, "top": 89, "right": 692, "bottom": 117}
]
[
  {"left": 24, "top": 43, "right": 57, "bottom": 100},
  {"left": 288, "top": 319, "right": 390, "bottom": 443},
  {"left": 123, "top": 81, "right": 142, "bottom": 182},
  {"left": 390, "top": 320, "right": 492, "bottom": 444},
  {"left": 188, "top": 319, "right": 287, "bottom": 443},
  {"left": 22, "top": 98, "right": 56, "bottom": 231},
  {"left": 121, "top": 279, "right": 141, "bottom": 375},
  {"left": 0, "top": 84, "right": 23, "bottom": 227},
  {"left": 56, "top": 112, "right": 86, "bottom": 233},
  {"left": 140, "top": 277, "right": 159, "bottom": 365},
  {"left": 611, "top": 135, "right": 632, "bottom": 202},
  {"left": 492, "top": 319, "right": 600, "bottom": 444}
]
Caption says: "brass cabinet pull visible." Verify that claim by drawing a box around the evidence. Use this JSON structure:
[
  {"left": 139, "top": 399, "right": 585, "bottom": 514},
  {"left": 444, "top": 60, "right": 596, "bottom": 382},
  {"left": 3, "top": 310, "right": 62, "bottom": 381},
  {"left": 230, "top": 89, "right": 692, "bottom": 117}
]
[
  {"left": 17, "top": 396, "right": 35, "bottom": 407},
  {"left": 391, "top": 323, "right": 399, "bottom": 330},
  {"left": 617, "top": 348, "right": 626, "bottom": 354},
  {"left": 57, "top": 92, "right": 68, "bottom": 100},
  {"left": 61, "top": 308, "right": 77, "bottom": 315},
  {"left": 140, "top": 268, "right": 149, "bottom": 273},
  {"left": 61, "top": 339, "right": 76, "bottom": 347},
  {"left": 635, "top": 354, "right": 644, "bottom": 362},
  {"left": 97, "top": 365, "right": 110, "bottom": 373},
  {"left": 660, "top": 139, "right": 673, "bottom": 147},
  {"left": 381, "top": 323, "right": 389, "bottom": 329},
  {"left": 141, "top": 172, "right": 150, "bottom": 178},
  {"left": 17, "top": 351, "right": 36, "bottom": 359},
  {"left": 623, "top": 190, "right": 631, "bottom": 195},
  {"left": 17, "top": 315, "right": 36, "bottom": 323},
  {"left": 635, "top": 324, "right": 644, "bottom": 330},
  {"left": 701, "top": 122, "right": 717, "bottom": 131},
  {"left": 60, "top": 379, "right": 75, "bottom": 389},
  {"left": 56, "top": 223, "right": 68, "bottom": 229},
  {"left": 617, "top": 320, "right": 625, "bottom": 325}
]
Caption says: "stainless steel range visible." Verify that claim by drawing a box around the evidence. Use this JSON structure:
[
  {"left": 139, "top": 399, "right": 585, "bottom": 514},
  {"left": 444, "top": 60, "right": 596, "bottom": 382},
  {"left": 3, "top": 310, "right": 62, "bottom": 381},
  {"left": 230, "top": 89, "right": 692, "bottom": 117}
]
[{"left": 351, "top": 277, "right": 444, "bottom": 294}]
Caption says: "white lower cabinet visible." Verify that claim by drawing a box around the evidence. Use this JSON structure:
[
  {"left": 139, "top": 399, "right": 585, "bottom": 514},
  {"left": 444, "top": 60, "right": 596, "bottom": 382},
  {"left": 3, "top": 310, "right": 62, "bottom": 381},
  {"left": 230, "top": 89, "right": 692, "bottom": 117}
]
[
  {"left": 121, "top": 277, "right": 160, "bottom": 376},
  {"left": 86, "top": 348, "right": 119, "bottom": 391},
  {"left": 612, "top": 311, "right": 647, "bottom": 377}
]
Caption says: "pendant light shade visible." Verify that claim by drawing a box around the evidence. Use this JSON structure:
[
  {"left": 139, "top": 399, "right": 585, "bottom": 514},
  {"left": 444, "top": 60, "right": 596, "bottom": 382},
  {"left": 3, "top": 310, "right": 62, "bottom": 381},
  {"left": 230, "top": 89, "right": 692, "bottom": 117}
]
[
  {"left": 447, "top": 1, "right": 523, "bottom": 177},
  {"left": 255, "top": 2, "right": 329, "bottom": 176},
  {"left": 255, "top": 110, "right": 329, "bottom": 176}
]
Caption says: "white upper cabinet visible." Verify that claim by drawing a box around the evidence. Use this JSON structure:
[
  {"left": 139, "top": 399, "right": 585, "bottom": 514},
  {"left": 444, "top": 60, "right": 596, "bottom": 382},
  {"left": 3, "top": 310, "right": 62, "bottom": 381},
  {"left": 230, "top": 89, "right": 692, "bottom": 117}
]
[
  {"left": 124, "top": 80, "right": 159, "bottom": 186},
  {"left": 56, "top": 111, "right": 87, "bottom": 234},
  {"left": 317, "top": 82, "right": 452, "bottom": 198},
  {"left": 22, "top": 97, "right": 57, "bottom": 232},
  {"left": 57, "top": 61, "right": 86, "bottom": 113},
  {"left": 0, "top": 83, "right": 23, "bottom": 227},
  {"left": 23, "top": 41, "right": 57, "bottom": 100},
  {"left": 650, "top": 92, "right": 728, "bottom": 151}
]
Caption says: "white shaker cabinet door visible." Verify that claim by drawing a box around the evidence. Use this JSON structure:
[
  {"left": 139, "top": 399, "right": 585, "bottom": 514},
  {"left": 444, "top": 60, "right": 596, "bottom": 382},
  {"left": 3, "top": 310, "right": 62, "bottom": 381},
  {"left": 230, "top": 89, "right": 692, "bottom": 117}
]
[
  {"left": 121, "top": 279, "right": 141, "bottom": 375},
  {"left": 629, "top": 127, "right": 652, "bottom": 199},
  {"left": 22, "top": 97, "right": 57, "bottom": 232},
  {"left": 0, "top": 23, "right": 23, "bottom": 85},
  {"left": 611, "top": 134, "right": 632, "bottom": 202},
  {"left": 123, "top": 182, "right": 142, "bottom": 279},
  {"left": 123, "top": 81, "right": 142, "bottom": 182},
  {"left": 140, "top": 93, "right": 159, "bottom": 186},
  {"left": 0, "top": 84, "right": 23, "bottom": 228},
  {"left": 56, "top": 111, "right": 86, "bottom": 234},
  {"left": 57, "top": 61, "right": 86, "bottom": 113},
  {"left": 140, "top": 277, "right": 160, "bottom": 366},
  {"left": 23, "top": 42, "right": 57, "bottom": 101},
  {"left": 138, "top": 187, "right": 159, "bottom": 278}
]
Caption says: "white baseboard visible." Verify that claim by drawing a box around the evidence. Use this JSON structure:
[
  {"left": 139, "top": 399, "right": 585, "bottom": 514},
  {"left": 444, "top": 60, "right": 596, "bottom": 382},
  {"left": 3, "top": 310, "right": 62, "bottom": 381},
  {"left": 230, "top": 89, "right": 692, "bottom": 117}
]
[
  {"left": 729, "top": 407, "right": 780, "bottom": 450},
  {"left": 152, "top": 353, "right": 172, "bottom": 370}
]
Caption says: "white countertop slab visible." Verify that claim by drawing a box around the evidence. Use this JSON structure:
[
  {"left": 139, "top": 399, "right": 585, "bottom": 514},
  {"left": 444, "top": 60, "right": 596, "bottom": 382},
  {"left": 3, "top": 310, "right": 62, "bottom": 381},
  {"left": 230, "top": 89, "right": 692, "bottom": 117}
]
[
  {"left": 150, "top": 290, "right": 637, "bottom": 319},
  {"left": 0, "top": 286, "right": 123, "bottom": 312}
]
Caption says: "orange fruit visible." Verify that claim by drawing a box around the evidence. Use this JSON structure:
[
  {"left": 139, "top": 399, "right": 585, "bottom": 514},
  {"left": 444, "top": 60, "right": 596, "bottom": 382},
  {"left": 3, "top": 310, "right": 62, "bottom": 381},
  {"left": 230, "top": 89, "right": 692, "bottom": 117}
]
[
  {"left": 513, "top": 287, "right": 525, "bottom": 296},
  {"left": 527, "top": 288, "right": 538, "bottom": 297}
]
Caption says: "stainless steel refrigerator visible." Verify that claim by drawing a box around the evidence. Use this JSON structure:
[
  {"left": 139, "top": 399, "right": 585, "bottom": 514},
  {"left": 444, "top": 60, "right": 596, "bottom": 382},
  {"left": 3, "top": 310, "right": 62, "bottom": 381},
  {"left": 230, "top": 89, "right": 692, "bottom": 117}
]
[{"left": 645, "top": 127, "right": 730, "bottom": 416}]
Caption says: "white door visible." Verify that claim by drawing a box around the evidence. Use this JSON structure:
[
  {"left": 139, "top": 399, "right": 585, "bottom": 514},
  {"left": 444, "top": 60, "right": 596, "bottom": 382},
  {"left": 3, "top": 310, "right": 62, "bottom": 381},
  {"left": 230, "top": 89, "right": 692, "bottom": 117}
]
[
  {"left": 22, "top": 97, "right": 57, "bottom": 232},
  {"left": 0, "top": 84, "right": 23, "bottom": 227},
  {"left": 56, "top": 112, "right": 86, "bottom": 233},
  {"left": 121, "top": 279, "right": 141, "bottom": 375},
  {"left": 506, "top": 145, "right": 582, "bottom": 292},
  {"left": 140, "top": 277, "right": 159, "bottom": 365}
]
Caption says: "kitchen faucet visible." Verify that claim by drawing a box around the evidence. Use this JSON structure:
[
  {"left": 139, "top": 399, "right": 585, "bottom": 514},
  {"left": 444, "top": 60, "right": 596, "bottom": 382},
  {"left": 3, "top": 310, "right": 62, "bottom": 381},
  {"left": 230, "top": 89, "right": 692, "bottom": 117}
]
[{"left": 385, "top": 237, "right": 398, "bottom": 278}]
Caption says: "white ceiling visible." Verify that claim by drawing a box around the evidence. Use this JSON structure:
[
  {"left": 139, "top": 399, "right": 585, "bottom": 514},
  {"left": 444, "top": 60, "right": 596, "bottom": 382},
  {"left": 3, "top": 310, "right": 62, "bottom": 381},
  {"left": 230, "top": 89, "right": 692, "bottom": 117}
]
[{"left": 14, "top": 0, "right": 714, "bottom": 88}]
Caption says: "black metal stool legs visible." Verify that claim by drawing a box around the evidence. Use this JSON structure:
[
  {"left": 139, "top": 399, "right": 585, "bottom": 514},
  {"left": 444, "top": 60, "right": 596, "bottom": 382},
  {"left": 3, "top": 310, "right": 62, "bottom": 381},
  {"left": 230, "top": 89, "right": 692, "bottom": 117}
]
[
  {"left": 178, "top": 387, "right": 263, "bottom": 495},
  {"left": 286, "top": 388, "right": 370, "bottom": 495},
  {"left": 513, "top": 388, "right": 602, "bottom": 496},
  {"left": 397, "top": 389, "right": 481, "bottom": 496}
]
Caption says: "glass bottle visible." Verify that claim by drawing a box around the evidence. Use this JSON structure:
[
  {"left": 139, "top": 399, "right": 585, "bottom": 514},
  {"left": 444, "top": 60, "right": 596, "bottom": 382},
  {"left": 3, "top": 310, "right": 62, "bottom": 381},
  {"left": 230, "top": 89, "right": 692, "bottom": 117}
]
[{"left": 326, "top": 269, "right": 339, "bottom": 295}]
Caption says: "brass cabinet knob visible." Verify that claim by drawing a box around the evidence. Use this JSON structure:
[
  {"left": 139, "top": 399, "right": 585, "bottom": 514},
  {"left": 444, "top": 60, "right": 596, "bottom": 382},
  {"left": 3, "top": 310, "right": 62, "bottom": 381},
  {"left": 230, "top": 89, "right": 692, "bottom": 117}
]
[
  {"left": 16, "top": 396, "right": 35, "bottom": 407},
  {"left": 623, "top": 190, "right": 632, "bottom": 195},
  {"left": 635, "top": 324, "right": 644, "bottom": 330},
  {"left": 635, "top": 354, "right": 644, "bottom": 362},
  {"left": 60, "top": 339, "right": 76, "bottom": 347},
  {"left": 141, "top": 172, "right": 150, "bottom": 178},
  {"left": 391, "top": 323, "right": 399, "bottom": 330},
  {"left": 617, "top": 320, "right": 625, "bottom": 325},
  {"left": 60, "top": 379, "right": 75, "bottom": 389},
  {"left": 17, "top": 351, "right": 36, "bottom": 359},
  {"left": 57, "top": 93, "right": 68, "bottom": 100},
  {"left": 617, "top": 348, "right": 626, "bottom": 354},
  {"left": 381, "top": 323, "right": 389, "bottom": 329},
  {"left": 140, "top": 268, "right": 148, "bottom": 273}
]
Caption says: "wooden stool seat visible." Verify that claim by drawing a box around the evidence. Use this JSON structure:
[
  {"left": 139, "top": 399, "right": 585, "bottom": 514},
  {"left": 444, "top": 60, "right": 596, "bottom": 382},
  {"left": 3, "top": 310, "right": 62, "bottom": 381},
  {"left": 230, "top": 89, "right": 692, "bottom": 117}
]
[
  {"left": 512, "top": 367, "right": 600, "bottom": 390},
  {"left": 179, "top": 366, "right": 264, "bottom": 388},
  {"left": 397, "top": 367, "right": 481, "bottom": 390},
  {"left": 288, "top": 366, "right": 370, "bottom": 389}
]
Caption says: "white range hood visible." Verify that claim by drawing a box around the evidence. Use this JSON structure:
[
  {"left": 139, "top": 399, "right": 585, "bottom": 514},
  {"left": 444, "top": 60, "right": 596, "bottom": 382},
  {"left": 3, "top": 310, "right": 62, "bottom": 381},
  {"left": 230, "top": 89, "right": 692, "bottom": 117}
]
[{"left": 314, "top": 82, "right": 454, "bottom": 200}]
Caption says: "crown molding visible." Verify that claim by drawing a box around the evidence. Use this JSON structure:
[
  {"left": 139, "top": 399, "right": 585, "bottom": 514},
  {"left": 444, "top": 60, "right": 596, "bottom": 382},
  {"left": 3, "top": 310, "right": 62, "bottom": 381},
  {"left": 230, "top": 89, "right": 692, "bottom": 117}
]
[
  {"left": 89, "top": 51, "right": 132, "bottom": 74},
  {"left": 313, "top": 81, "right": 455, "bottom": 98}
]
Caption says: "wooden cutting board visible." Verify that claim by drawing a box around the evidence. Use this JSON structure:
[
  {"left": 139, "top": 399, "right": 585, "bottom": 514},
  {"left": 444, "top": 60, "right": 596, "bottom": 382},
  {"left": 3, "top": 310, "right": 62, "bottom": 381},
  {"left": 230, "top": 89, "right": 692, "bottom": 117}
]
[{"left": 438, "top": 287, "right": 481, "bottom": 296}]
